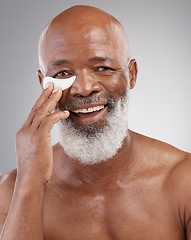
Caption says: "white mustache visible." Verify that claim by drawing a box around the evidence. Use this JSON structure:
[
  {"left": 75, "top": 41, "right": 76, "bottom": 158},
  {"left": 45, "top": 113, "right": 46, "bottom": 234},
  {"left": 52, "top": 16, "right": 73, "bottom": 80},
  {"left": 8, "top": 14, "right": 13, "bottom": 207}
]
[{"left": 57, "top": 97, "right": 115, "bottom": 111}]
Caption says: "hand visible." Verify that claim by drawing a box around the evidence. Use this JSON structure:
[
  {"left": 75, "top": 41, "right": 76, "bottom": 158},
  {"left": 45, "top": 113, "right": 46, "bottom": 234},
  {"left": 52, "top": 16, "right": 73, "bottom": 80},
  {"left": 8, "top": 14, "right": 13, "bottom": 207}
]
[{"left": 15, "top": 83, "right": 69, "bottom": 186}]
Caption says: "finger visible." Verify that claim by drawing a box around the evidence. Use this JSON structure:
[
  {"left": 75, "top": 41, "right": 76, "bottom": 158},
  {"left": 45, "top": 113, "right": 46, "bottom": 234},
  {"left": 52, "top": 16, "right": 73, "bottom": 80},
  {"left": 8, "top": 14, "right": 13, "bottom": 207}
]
[
  {"left": 31, "top": 87, "right": 63, "bottom": 129},
  {"left": 38, "top": 110, "right": 70, "bottom": 133},
  {"left": 24, "top": 83, "right": 54, "bottom": 126}
]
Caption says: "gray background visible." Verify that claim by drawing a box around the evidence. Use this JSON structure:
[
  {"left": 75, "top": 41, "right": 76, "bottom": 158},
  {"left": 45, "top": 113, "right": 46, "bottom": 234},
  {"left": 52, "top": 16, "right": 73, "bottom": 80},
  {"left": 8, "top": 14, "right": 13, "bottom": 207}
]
[{"left": 0, "top": 0, "right": 190, "bottom": 173}]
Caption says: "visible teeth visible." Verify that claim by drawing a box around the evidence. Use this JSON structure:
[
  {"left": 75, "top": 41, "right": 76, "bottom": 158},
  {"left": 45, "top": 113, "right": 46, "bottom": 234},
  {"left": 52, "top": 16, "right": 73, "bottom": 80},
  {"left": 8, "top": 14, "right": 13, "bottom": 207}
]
[{"left": 72, "top": 105, "right": 105, "bottom": 113}]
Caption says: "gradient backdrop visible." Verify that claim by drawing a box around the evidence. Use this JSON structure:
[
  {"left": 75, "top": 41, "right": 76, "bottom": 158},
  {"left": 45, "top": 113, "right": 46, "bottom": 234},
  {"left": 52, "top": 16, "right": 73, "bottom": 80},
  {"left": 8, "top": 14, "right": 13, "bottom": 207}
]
[{"left": 0, "top": 0, "right": 190, "bottom": 172}]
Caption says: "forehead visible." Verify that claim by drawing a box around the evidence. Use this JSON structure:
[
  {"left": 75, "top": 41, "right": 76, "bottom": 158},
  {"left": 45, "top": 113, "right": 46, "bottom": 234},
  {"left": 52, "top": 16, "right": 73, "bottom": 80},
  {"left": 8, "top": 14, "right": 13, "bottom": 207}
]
[{"left": 39, "top": 22, "right": 128, "bottom": 73}]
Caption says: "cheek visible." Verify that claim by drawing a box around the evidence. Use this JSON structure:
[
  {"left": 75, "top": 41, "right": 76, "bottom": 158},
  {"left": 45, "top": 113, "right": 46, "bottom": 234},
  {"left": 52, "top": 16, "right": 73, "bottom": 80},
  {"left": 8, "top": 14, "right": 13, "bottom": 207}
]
[
  {"left": 101, "top": 73, "right": 128, "bottom": 98},
  {"left": 57, "top": 89, "right": 70, "bottom": 107}
]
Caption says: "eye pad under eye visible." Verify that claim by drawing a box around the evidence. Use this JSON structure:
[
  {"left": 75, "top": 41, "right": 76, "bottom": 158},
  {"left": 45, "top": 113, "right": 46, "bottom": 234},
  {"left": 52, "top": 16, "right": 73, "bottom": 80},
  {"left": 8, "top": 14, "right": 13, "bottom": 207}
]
[{"left": 43, "top": 76, "right": 76, "bottom": 90}]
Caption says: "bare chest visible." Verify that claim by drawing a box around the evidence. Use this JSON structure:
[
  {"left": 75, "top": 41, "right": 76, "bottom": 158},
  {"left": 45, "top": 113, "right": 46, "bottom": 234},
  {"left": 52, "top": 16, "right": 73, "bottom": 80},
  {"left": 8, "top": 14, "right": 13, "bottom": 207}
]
[{"left": 43, "top": 184, "right": 185, "bottom": 240}]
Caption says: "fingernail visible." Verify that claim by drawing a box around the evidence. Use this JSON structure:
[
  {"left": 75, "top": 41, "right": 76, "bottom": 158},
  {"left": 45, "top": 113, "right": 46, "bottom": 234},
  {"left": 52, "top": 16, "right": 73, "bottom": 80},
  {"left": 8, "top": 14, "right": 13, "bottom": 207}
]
[
  {"left": 53, "top": 87, "right": 61, "bottom": 93},
  {"left": 63, "top": 110, "right": 69, "bottom": 114},
  {"left": 63, "top": 110, "right": 70, "bottom": 117},
  {"left": 45, "top": 82, "right": 50, "bottom": 89}
]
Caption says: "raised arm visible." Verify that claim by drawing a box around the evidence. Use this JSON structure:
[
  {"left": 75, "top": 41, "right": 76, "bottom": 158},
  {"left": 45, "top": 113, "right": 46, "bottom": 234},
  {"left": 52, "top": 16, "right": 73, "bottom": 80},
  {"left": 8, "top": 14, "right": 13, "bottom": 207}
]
[{"left": 0, "top": 83, "right": 69, "bottom": 240}]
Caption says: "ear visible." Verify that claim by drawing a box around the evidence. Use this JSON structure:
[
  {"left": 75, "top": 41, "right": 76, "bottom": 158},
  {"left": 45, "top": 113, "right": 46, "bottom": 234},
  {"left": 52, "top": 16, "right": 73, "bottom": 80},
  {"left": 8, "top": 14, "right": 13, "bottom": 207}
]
[
  {"left": 128, "top": 59, "right": 138, "bottom": 89},
  {"left": 37, "top": 70, "right": 44, "bottom": 89}
]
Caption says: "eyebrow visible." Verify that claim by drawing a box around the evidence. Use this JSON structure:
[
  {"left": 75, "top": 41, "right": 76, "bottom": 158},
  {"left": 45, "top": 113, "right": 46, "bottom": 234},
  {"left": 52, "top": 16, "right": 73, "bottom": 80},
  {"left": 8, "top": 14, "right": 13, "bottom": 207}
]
[
  {"left": 50, "top": 56, "right": 112, "bottom": 69},
  {"left": 51, "top": 59, "right": 71, "bottom": 68}
]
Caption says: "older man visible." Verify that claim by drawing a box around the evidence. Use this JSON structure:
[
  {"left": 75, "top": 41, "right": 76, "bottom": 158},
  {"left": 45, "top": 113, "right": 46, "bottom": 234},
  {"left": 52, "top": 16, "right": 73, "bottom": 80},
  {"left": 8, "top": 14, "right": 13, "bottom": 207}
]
[{"left": 0, "top": 5, "right": 190, "bottom": 240}]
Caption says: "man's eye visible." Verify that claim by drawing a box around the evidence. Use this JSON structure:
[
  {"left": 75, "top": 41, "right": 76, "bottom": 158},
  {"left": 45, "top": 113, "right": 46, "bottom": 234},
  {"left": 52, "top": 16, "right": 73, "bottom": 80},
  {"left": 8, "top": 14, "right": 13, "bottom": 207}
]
[
  {"left": 94, "top": 66, "right": 115, "bottom": 76},
  {"left": 54, "top": 71, "right": 71, "bottom": 78},
  {"left": 96, "top": 66, "right": 113, "bottom": 72}
]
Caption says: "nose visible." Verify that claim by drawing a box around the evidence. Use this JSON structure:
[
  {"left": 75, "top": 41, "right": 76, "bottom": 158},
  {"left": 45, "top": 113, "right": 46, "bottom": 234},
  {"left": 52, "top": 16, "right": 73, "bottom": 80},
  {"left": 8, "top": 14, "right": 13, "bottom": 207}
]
[{"left": 69, "top": 71, "right": 102, "bottom": 97}]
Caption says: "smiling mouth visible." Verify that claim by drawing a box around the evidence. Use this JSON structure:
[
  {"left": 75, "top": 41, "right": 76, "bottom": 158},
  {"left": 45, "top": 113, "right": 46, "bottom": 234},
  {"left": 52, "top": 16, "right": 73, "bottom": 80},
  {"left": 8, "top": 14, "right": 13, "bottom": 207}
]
[
  {"left": 69, "top": 104, "right": 107, "bottom": 126},
  {"left": 71, "top": 105, "right": 105, "bottom": 114}
]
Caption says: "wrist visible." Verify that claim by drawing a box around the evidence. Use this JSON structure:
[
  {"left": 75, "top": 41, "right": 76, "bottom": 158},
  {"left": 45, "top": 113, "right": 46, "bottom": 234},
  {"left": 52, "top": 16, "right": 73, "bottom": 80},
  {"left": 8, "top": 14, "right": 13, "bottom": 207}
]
[{"left": 15, "top": 174, "right": 47, "bottom": 194}]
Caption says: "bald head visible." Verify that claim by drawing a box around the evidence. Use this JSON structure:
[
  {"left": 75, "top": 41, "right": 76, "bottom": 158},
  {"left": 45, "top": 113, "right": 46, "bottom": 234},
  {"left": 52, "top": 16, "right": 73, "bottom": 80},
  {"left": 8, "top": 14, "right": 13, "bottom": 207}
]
[
  {"left": 38, "top": 5, "right": 131, "bottom": 75},
  {"left": 50, "top": 5, "right": 121, "bottom": 28}
]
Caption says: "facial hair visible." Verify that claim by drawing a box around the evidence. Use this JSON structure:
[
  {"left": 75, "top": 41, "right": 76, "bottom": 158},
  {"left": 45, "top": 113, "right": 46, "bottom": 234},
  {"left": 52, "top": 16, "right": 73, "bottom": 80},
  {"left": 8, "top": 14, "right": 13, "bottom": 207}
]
[{"left": 56, "top": 92, "right": 129, "bottom": 165}]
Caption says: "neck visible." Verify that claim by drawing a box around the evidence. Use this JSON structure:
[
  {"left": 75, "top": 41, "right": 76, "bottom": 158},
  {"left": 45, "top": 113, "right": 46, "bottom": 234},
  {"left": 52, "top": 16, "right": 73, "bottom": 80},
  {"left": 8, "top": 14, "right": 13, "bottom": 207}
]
[{"left": 52, "top": 130, "right": 139, "bottom": 191}]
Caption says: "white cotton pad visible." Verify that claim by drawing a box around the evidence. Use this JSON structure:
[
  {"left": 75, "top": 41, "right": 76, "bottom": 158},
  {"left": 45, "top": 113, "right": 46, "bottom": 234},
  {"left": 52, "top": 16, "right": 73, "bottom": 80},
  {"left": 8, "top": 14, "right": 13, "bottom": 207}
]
[{"left": 43, "top": 76, "right": 76, "bottom": 90}]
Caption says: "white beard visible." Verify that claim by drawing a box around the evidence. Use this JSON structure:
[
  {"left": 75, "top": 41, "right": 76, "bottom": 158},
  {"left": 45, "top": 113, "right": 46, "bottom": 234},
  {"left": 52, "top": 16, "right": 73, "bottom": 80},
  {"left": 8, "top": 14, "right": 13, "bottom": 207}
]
[{"left": 56, "top": 93, "right": 129, "bottom": 165}]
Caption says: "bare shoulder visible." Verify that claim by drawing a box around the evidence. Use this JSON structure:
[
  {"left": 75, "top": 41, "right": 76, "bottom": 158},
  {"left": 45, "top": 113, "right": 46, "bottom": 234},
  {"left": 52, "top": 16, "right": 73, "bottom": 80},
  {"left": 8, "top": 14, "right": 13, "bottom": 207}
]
[
  {"left": 165, "top": 150, "right": 191, "bottom": 200},
  {"left": 132, "top": 131, "right": 189, "bottom": 168},
  {"left": 134, "top": 132, "right": 191, "bottom": 226},
  {"left": 132, "top": 131, "right": 190, "bottom": 184},
  {"left": 159, "top": 138, "right": 191, "bottom": 193},
  {"left": 147, "top": 135, "right": 191, "bottom": 232},
  {"left": 0, "top": 169, "right": 17, "bottom": 226},
  {"left": 163, "top": 150, "right": 191, "bottom": 230}
]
